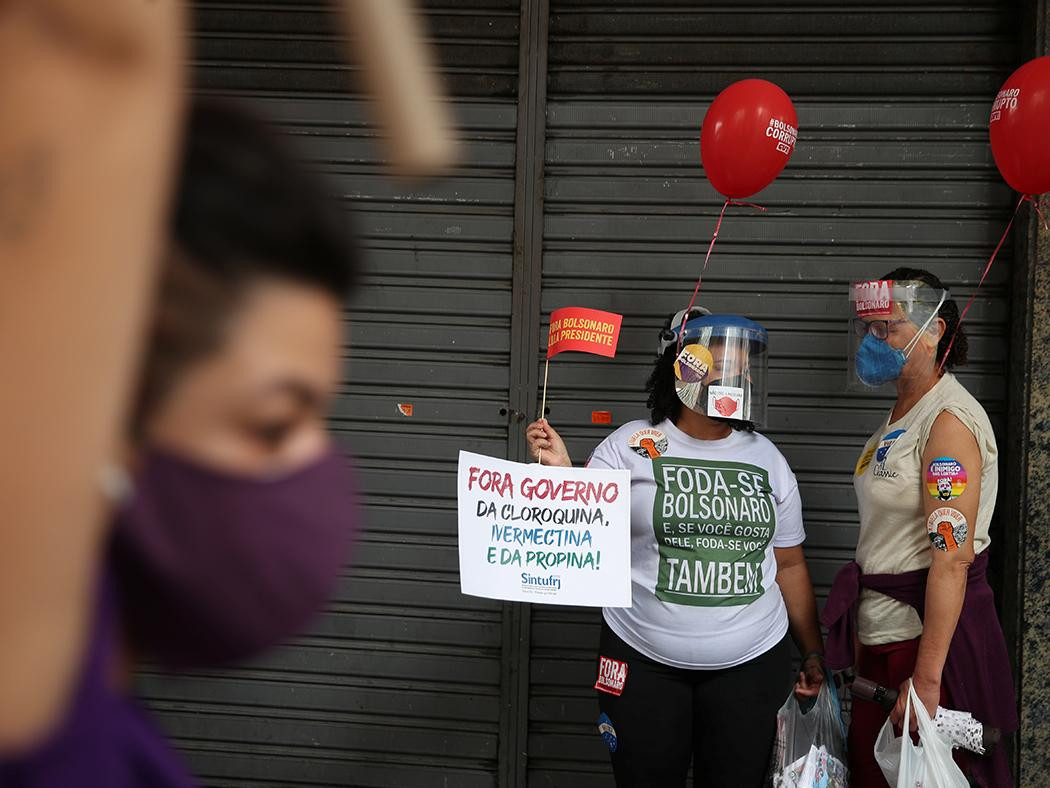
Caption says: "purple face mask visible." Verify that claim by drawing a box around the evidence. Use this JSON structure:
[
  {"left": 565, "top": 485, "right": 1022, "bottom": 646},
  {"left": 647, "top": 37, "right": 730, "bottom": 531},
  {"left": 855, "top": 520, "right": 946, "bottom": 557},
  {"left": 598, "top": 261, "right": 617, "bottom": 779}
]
[{"left": 110, "top": 447, "right": 357, "bottom": 668}]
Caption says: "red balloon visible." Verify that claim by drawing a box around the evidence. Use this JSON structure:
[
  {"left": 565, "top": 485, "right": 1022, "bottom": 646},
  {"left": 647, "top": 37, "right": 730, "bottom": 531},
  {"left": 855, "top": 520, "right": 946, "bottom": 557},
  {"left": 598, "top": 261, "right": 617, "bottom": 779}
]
[
  {"left": 701, "top": 79, "right": 798, "bottom": 199},
  {"left": 989, "top": 56, "right": 1050, "bottom": 195}
]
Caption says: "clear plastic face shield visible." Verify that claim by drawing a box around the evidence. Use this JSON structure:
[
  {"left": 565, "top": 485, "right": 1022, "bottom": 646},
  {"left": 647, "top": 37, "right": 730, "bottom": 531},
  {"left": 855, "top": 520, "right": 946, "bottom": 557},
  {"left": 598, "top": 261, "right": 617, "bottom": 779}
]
[
  {"left": 668, "top": 314, "right": 769, "bottom": 427},
  {"left": 848, "top": 280, "right": 948, "bottom": 390}
]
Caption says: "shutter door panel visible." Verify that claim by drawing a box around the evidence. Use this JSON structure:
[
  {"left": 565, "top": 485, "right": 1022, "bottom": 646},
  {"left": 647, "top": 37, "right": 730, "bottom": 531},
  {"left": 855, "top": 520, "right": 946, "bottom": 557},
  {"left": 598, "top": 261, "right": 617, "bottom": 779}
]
[
  {"left": 137, "top": 3, "right": 519, "bottom": 786},
  {"left": 527, "top": 3, "right": 1018, "bottom": 785}
]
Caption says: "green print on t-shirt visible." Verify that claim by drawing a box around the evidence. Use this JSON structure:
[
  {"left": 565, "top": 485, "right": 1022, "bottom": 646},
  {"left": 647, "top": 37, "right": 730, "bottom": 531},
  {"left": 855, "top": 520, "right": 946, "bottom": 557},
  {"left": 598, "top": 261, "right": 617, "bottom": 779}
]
[{"left": 651, "top": 457, "right": 776, "bottom": 607}]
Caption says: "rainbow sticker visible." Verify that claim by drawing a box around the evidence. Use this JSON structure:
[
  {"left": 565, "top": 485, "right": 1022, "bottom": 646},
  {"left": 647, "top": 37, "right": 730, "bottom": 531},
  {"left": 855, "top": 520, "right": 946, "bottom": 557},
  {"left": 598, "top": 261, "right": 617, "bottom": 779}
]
[{"left": 926, "top": 457, "right": 967, "bottom": 502}]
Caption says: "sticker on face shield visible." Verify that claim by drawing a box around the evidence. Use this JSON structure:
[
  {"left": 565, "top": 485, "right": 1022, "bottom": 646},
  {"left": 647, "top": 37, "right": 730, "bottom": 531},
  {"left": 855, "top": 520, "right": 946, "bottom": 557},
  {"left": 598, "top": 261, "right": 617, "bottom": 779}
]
[
  {"left": 675, "top": 379, "right": 703, "bottom": 411},
  {"left": 628, "top": 428, "right": 668, "bottom": 459},
  {"left": 597, "top": 712, "right": 619, "bottom": 752},
  {"left": 926, "top": 457, "right": 967, "bottom": 501},
  {"left": 674, "top": 343, "right": 713, "bottom": 383},
  {"left": 707, "top": 385, "right": 744, "bottom": 419},
  {"left": 853, "top": 280, "right": 894, "bottom": 318}
]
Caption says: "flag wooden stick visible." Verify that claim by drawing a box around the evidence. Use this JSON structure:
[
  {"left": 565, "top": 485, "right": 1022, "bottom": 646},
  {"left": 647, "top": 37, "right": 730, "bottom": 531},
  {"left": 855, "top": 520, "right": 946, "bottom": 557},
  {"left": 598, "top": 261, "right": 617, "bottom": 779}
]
[
  {"left": 537, "top": 358, "right": 551, "bottom": 465},
  {"left": 539, "top": 358, "right": 550, "bottom": 421}
]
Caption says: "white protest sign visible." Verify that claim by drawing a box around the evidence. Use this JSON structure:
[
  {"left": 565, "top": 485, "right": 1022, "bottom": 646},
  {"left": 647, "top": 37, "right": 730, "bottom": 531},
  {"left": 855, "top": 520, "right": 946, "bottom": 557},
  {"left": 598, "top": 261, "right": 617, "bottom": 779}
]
[{"left": 457, "top": 450, "right": 631, "bottom": 607}]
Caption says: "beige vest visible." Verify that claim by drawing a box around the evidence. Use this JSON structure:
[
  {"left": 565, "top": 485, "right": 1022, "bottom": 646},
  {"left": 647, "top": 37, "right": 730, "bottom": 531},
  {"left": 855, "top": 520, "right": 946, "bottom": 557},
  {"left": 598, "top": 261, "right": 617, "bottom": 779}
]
[{"left": 853, "top": 373, "right": 997, "bottom": 645}]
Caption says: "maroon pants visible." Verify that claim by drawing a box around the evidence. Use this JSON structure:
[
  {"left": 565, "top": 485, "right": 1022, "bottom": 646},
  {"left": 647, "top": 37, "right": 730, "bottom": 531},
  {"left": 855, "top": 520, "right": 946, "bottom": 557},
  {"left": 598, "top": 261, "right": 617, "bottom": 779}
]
[{"left": 849, "top": 638, "right": 969, "bottom": 788}]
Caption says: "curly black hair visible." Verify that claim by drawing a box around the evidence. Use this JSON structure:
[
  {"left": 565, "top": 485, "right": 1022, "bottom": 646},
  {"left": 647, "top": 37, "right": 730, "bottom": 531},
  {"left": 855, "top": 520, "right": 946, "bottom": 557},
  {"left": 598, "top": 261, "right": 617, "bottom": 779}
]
[
  {"left": 645, "top": 312, "right": 755, "bottom": 432},
  {"left": 880, "top": 267, "right": 967, "bottom": 371},
  {"left": 645, "top": 344, "right": 684, "bottom": 426}
]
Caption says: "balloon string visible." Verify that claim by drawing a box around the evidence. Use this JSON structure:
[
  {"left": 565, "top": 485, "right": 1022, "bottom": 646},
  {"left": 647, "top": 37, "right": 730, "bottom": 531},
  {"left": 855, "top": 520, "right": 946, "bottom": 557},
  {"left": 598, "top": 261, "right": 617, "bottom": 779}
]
[
  {"left": 676, "top": 198, "right": 768, "bottom": 354},
  {"left": 1024, "top": 194, "right": 1050, "bottom": 232},
  {"left": 937, "top": 192, "right": 1027, "bottom": 375}
]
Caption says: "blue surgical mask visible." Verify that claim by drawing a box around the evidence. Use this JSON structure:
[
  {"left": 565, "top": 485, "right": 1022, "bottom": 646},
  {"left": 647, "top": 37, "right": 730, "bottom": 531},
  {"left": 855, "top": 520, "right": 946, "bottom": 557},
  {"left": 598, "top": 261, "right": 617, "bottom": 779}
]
[{"left": 855, "top": 334, "right": 908, "bottom": 386}]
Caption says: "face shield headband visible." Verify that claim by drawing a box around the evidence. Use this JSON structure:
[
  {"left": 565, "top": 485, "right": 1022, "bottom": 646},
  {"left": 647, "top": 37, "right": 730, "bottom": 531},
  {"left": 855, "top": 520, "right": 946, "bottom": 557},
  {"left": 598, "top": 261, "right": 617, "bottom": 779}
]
[{"left": 658, "top": 306, "right": 712, "bottom": 356}]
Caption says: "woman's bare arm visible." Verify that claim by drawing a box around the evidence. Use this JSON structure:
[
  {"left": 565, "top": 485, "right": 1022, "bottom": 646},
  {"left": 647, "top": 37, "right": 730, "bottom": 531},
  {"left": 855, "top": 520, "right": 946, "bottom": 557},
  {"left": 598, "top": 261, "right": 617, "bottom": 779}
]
[
  {"left": 0, "top": 0, "right": 184, "bottom": 750},
  {"left": 891, "top": 411, "right": 981, "bottom": 728}
]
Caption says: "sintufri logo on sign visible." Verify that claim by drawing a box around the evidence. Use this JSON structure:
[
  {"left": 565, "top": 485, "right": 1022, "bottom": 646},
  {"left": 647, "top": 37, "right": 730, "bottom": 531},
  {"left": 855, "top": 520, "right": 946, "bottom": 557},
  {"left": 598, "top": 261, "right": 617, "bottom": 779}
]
[{"left": 521, "top": 572, "right": 561, "bottom": 592}]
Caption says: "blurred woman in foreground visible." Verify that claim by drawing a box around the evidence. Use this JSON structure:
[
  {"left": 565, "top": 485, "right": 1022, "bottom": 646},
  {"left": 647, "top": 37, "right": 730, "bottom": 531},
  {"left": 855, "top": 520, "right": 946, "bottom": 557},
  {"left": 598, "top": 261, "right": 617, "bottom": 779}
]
[{"left": 0, "top": 100, "right": 361, "bottom": 787}]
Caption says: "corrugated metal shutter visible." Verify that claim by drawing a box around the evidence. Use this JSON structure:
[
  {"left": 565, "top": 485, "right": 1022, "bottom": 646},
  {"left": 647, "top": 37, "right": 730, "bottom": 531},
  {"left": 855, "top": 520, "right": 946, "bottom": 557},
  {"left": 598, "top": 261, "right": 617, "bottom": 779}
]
[
  {"left": 528, "top": 2, "right": 1019, "bottom": 785},
  {"left": 136, "top": 3, "right": 521, "bottom": 786}
]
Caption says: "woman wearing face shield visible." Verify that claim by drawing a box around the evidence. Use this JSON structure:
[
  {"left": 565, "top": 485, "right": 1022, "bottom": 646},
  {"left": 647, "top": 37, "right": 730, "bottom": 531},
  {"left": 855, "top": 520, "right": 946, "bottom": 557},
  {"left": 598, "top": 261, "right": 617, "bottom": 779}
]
[
  {"left": 823, "top": 269, "right": 1017, "bottom": 788},
  {"left": 525, "top": 310, "right": 825, "bottom": 788}
]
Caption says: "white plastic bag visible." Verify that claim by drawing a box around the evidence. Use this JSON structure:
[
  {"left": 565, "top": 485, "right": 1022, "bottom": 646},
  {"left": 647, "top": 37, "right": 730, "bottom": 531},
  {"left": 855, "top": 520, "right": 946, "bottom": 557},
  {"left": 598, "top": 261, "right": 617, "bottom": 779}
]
[
  {"left": 873, "top": 681, "right": 968, "bottom": 788},
  {"left": 771, "top": 681, "right": 848, "bottom": 788}
]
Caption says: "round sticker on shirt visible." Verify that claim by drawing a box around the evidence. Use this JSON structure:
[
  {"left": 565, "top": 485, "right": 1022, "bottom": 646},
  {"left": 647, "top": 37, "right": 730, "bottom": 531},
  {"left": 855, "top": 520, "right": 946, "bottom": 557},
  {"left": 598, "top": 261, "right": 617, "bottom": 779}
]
[
  {"left": 872, "top": 428, "right": 906, "bottom": 479},
  {"left": 927, "top": 507, "right": 969, "bottom": 552},
  {"left": 628, "top": 428, "right": 668, "bottom": 459},
  {"left": 674, "top": 343, "right": 713, "bottom": 383},
  {"left": 926, "top": 457, "right": 967, "bottom": 501},
  {"left": 875, "top": 429, "right": 906, "bottom": 464},
  {"left": 855, "top": 446, "right": 876, "bottom": 476}
]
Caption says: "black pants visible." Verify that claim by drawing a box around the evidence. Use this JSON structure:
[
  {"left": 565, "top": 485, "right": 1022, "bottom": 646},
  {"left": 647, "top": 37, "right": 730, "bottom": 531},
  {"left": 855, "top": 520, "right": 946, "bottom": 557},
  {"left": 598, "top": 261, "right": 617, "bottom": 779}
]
[{"left": 595, "top": 621, "right": 791, "bottom": 788}]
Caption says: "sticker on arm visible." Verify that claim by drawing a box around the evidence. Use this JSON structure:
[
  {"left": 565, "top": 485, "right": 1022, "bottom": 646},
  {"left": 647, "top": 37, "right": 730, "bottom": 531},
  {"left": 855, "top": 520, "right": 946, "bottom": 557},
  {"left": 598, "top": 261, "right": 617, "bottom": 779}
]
[
  {"left": 927, "top": 507, "right": 969, "bottom": 552},
  {"left": 926, "top": 456, "right": 967, "bottom": 501}
]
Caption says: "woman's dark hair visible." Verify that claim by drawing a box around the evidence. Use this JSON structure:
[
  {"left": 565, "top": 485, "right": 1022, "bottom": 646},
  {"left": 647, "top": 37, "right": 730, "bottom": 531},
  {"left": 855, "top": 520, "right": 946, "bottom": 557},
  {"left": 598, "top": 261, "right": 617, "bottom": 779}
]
[
  {"left": 645, "top": 312, "right": 754, "bottom": 431},
  {"left": 646, "top": 344, "right": 684, "bottom": 426},
  {"left": 136, "top": 99, "right": 360, "bottom": 422},
  {"left": 173, "top": 99, "right": 358, "bottom": 297},
  {"left": 880, "top": 267, "right": 967, "bottom": 371}
]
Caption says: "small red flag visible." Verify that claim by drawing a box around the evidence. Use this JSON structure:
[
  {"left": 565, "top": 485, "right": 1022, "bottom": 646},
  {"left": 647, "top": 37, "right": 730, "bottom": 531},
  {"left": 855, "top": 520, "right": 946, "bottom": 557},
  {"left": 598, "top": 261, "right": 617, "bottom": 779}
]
[{"left": 546, "top": 307, "right": 623, "bottom": 359}]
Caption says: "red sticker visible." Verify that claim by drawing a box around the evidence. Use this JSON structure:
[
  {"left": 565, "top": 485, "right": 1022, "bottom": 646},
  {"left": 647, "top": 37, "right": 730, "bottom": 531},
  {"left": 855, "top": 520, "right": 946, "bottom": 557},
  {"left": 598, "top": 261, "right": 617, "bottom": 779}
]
[
  {"left": 594, "top": 656, "right": 628, "bottom": 696},
  {"left": 397, "top": 403, "right": 414, "bottom": 417},
  {"left": 591, "top": 411, "right": 612, "bottom": 424},
  {"left": 713, "top": 396, "right": 739, "bottom": 417},
  {"left": 853, "top": 280, "right": 894, "bottom": 318}
]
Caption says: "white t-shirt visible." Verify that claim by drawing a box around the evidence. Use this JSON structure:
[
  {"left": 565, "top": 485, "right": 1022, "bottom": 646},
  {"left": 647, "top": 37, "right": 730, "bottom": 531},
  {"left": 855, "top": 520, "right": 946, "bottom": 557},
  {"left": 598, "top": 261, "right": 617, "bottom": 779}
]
[{"left": 587, "top": 418, "right": 806, "bottom": 669}]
